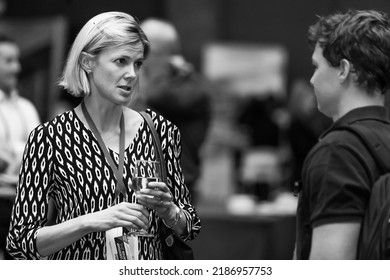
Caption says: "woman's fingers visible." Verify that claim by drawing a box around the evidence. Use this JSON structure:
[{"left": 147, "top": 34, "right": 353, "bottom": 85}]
[
  {"left": 139, "top": 181, "right": 173, "bottom": 202},
  {"left": 113, "top": 202, "right": 149, "bottom": 229},
  {"left": 136, "top": 181, "right": 173, "bottom": 218},
  {"left": 137, "top": 194, "right": 168, "bottom": 209}
]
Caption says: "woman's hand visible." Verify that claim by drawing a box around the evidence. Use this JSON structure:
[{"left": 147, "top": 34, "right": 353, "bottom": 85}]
[
  {"left": 36, "top": 202, "right": 150, "bottom": 257},
  {"left": 86, "top": 202, "right": 150, "bottom": 232},
  {"left": 136, "top": 181, "right": 175, "bottom": 220}
]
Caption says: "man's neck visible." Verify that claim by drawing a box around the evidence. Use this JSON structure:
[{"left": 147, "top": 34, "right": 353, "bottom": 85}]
[
  {"left": 333, "top": 88, "right": 384, "bottom": 121},
  {"left": 0, "top": 89, "right": 14, "bottom": 101}
]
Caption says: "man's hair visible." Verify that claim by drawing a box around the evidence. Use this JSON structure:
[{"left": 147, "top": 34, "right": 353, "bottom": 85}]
[
  {"left": 308, "top": 9, "right": 390, "bottom": 94},
  {"left": 58, "top": 11, "right": 150, "bottom": 97}
]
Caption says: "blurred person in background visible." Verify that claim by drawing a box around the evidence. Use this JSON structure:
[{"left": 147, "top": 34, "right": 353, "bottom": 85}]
[
  {"left": 6, "top": 11, "right": 200, "bottom": 260},
  {"left": 0, "top": 35, "right": 40, "bottom": 179},
  {"left": 0, "top": 35, "right": 40, "bottom": 259},
  {"left": 295, "top": 9, "right": 390, "bottom": 259},
  {"left": 136, "top": 18, "right": 211, "bottom": 203}
]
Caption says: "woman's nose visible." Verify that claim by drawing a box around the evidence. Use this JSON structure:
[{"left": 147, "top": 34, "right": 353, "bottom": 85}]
[{"left": 124, "top": 64, "right": 136, "bottom": 80}]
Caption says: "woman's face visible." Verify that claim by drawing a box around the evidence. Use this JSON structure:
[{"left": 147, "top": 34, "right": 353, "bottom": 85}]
[{"left": 88, "top": 43, "right": 145, "bottom": 106}]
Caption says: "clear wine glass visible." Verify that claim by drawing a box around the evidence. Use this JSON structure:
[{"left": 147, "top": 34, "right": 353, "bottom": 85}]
[{"left": 128, "top": 159, "right": 161, "bottom": 237}]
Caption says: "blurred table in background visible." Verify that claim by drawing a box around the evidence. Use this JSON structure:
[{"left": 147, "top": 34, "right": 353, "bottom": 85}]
[{"left": 191, "top": 193, "right": 297, "bottom": 260}]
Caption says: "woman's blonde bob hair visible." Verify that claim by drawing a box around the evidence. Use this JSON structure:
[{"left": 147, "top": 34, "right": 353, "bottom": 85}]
[{"left": 58, "top": 11, "right": 150, "bottom": 97}]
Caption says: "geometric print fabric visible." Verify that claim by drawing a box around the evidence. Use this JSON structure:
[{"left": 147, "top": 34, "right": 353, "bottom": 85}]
[{"left": 7, "top": 109, "right": 201, "bottom": 259}]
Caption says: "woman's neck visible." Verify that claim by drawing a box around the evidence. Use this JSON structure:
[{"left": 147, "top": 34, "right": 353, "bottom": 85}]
[{"left": 82, "top": 97, "right": 123, "bottom": 134}]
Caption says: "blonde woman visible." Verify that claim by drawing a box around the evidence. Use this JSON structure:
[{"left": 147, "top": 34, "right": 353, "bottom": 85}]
[{"left": 7, "top": 11, "right": 200, "bottom": 260}]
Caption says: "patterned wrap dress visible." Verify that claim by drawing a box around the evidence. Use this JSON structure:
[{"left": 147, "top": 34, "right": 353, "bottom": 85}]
[{"left": 6, "top": 108, "right": 201, "bottom": 259}]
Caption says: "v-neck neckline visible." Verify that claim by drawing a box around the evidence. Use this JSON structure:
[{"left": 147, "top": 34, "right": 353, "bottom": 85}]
[{"left": 72, "top": 108, "right": 145, "bottom": 155}]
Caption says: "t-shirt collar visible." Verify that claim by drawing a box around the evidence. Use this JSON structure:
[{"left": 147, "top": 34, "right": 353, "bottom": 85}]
[{"left": 320, "top": 106, "right": 389, "bottom": 139}]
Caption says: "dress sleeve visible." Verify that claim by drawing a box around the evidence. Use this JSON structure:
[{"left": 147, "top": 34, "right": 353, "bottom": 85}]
[
  {"left": 6, "top": 124, "right": 54, "bottom": 259},
  {"left": 152, "top": 111, "right": 201, "bottom": 241}
]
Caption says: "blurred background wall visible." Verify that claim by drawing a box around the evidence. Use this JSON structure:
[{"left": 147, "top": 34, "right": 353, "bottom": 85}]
[{"left": 3, "top": 0, "right": 390, "bottom": 120}]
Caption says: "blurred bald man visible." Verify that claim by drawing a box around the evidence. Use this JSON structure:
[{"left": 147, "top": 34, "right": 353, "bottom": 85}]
[{"left": 137, "top": 18, "right": 211, "bottom": 203}]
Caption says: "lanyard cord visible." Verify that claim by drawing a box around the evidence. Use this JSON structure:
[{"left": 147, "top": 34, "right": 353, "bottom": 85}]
[{"left": 81, "top": 101, "right": 127, "bottom": 202}]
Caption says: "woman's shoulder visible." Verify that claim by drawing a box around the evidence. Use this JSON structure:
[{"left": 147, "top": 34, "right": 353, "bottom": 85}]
[
  {"left": 39, "top": 109, "right": 80, "bottom": 134},
  {"left": 47, "top": 109, "right": 77, "bottom": 124},
  {"left": 141, "top": 109, "right": 181, "bottom": 145},
  {"left": 144, "top": 108, "right": 176, "bottom": 128}
]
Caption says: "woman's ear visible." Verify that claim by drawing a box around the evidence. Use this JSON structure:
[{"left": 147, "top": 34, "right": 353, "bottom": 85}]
[
  {"left": 339, "top": 59, "right": 351, "bottom": 82},
  {"left": 80, "top": 52, "right": 94, "bottom": 73}
]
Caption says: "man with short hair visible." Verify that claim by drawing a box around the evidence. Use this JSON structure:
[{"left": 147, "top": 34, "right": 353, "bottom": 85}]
[{"left": 295, "top": 10, "right": 390, "bottom": 259}]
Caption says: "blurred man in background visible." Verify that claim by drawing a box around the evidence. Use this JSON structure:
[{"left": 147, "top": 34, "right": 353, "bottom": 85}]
[
  {"left": 136, "top": 18, "right": 211, "bottom": 203},
  {"left": 0, "top": 35, "right": 40, "bottom": 259}
]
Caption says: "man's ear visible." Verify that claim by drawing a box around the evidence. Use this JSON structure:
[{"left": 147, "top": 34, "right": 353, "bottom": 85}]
[
  {"left": 80, "top": 52, "right": 94, "bottom": 73},
  {"left": 339, "top": 59, "right": 351, "bottom": 82}
]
